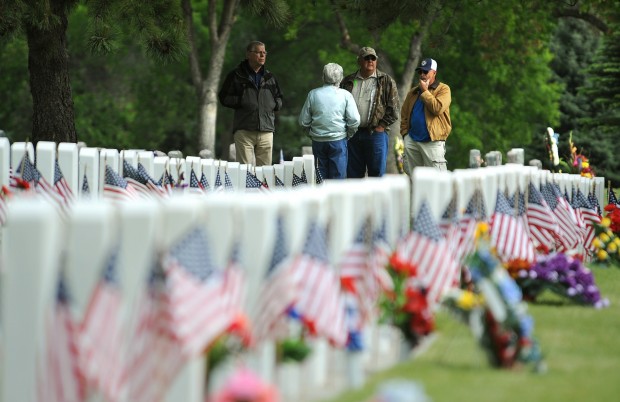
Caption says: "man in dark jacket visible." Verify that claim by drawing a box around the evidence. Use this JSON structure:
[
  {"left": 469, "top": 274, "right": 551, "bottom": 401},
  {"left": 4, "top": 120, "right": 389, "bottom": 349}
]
[
  {"left": 341, "top": 47, "right": 399, "bottom": 178},
  {"left": 218, "top": 41, "right": 283, "bottom": 166}
]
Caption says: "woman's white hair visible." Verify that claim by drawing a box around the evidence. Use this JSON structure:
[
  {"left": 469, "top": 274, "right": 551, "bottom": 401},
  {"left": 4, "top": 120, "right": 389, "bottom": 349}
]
[{"left": 323, "top": 63, "right": 344, "bottom": 86}]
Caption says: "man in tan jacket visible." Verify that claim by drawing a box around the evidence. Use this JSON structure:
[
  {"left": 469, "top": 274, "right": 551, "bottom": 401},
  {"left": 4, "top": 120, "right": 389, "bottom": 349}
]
[{"left": 400, "top": 58, "right": 452, "bottom": 172}]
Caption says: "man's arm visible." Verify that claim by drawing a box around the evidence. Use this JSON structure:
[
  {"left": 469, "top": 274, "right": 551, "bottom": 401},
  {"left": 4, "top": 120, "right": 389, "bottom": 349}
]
[
  {"left": 378, "top": 76, "right": 400, "bottom": 129},
  {"left": 218, "top": 71, "right": 241, "bottom": 109}
]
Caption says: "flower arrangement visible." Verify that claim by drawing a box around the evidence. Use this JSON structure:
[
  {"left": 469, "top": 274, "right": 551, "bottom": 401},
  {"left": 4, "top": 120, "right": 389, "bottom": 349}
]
[
  {"left": 509, "top": 253, "right": 610, "bottom": 308},
  {"left": 394, "top": 136, "right": 405, "bottom": 174},
  {"left": 590, "top": 217, "right": 620, "bottom": 265},
  {"left": 569, "top": 132, "right": 595, "bottom": 178},
  {"left": 443, "top": 223, "right": 545, "bottom": 372},
  {"left": 379, "top": 262, "right": 434, "bottom": 348}
]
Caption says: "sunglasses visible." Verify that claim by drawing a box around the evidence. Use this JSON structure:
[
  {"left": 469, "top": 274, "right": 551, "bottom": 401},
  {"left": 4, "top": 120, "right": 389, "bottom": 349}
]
[
  {"left": 363, "top": 55, "right": 377, "bottom": 61},
  {"left": 419, "top": 70, "right": 431, "bottom": 75}
]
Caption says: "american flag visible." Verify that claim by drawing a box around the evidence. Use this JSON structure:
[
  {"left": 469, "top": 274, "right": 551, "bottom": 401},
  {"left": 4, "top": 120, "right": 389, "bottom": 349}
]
[
  {"left": 199, "top": 172, "right": 211, "bottom": 191},
  {"left": 275, "top": 175, "right": 285, "bottom": 187},
  {"left": 315, "top": 163, "right": 324, "bottom": 184},
  {"left": 525, "top": 182, "right": 560, "bottom": 253},
  {"left": 39, "top": 271, "right": 86, "bottom": 402},
  {"left": 292, "top": 173, "right": 305, "bottom": 187},
  {"left": 403, "top": 201, "right": 460, "bottom": 306},
  {"left": 81, "top": 173, "right": 90, "bottom": 196},
  {"left": 213, "top": 168, "right": 234, "bottom": 192},
  {"left": 79, "top": 247, "right": 125, "bottom": 402},
  {"left": 158, "top": 170, "right": 176, "bottom": 194},
  {"left": 122, "top": 258, "right": 185, "bottom": 402},
  {"left": 54, "top": 160, "right": 75, "bottom": 207},
  {"left": 490, "top": 190, "right": 535, "bottom": 265},
  {"left": 439, "top": 196, "right": 463, "bottom": 262},
  {"left": 163, "top": 226, "right": 233, "bottom": 357},
  {"left": 252, "top": 216, "right": 298, "bottom": 343},
  {"left": 103, "top": 165, "right": 139, "bottom": 202},
  {"left": 186, "top": 169, "right": 205, "bottom": 196},
  {"left": 588, "top": 191, "right": 601, "bottom": 216},
  {"left": 291, "top": 220, "right": 346, "bottom": 347},
  {"left": 609, "top": 187, "right": 619, "bottom": 206},
  {"left": 541, "top": 182, "right": 581, "bottom": 251},
  {"left": 14, "top": 155, "right": 67, "bottom": 216},
  {"left": 221, "top": 242, "right": 247, "bottom": 341},
  {"left": 572, "top": 188, "right": 601, "bottom": 251},
  {"left": 123, "top": 161, "right": 152, "bottom": 198},
  {"left": 245, "top": 171, "right": 269, "bottom": 193},
  {"left": 123, "top": 161, "right": 167, "bottom": 198},
  {"left": 370, "top": 218, "right": 395, "bottom": 297},
  {"left": 339, "top": 221, "right": 374, "bottom": 324}
]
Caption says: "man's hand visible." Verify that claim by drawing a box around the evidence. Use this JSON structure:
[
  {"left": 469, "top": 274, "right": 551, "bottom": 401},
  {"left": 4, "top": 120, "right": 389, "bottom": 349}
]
[{"left": 419, "top": 79, "right": 429, "bottom": 92}]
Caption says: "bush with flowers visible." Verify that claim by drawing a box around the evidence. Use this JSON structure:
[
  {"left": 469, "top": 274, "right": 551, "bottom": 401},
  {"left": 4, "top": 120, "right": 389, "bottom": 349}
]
[
  {"left": 591, "top": 216, "right": 620, "bottom": 265},
  {"left": 507, "top": 253, "right": 610, "bottom": 308}
]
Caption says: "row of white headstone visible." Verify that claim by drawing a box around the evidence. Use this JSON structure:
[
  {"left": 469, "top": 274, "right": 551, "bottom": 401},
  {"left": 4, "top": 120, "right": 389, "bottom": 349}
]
[
  {"left": 0, "top": 139, "right": 412, "bottom": 402},
  {"left": 0, "top": 139, "right": 318, "bottom": 194}
]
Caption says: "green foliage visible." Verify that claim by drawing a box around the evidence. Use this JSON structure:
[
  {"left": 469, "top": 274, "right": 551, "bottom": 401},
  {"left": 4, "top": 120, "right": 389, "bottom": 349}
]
[
  {"left": 0, "top": 37, "right": 31, "bottom": 141},
  {"left": 578, "top": 12, "right": 620, "bottom": 186},
  {"left": 276, "top": 336, "right": 312, "bottom": 363}
]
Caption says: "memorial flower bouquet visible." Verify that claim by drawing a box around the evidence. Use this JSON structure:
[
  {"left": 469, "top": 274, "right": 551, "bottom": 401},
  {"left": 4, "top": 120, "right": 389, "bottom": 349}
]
[
  {"left": 379, "top": 261, "right": 434, "bottom": 348},
  {"left": 452, "top": 223, "right": 545, "bottom": 371},
  {"left": 510, "top": 253, "right": 609, "bottom": 308},
  {"left": 394, "top": 136, "right": 405, "bottom": 174}
]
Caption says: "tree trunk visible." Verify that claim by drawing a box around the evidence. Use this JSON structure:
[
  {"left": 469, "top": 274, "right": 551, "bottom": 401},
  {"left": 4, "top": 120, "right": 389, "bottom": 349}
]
[
  {"left": 25, "top": 5, "right": 77, "bottom": 144},
  {"left": 183, "top": 0, "right": 239, "bottom": 156},
  {"left": 398, "top": 18, "right": 433, "bottom": 99}
]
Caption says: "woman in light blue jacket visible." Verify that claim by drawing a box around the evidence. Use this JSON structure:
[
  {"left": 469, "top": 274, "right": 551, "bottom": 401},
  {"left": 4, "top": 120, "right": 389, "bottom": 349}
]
[{"left": 299, "top": 63, "right": 361, "bottom": 179}]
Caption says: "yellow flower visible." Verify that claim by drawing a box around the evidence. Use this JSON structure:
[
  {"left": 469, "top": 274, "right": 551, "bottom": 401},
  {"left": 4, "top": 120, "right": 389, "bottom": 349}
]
[
  {"left": 597, "top": 249, "right": 609, "bottom": 261},
  {"left": 601, "top": 217, "right": 611, "bottom": 227},
  {"left": 614, "top": 237, "right": 620, "bottom": 247},
  {"left": 592, "top": 238, "right": 603, "bottom": 249},
  {"left": 600, "top": 233, "right": 610, "bottom": 243},
  {"left": 457, "top": 291, "right": 476, "bottom": 310},
  {"left": 607, "top": 242, "right": 618, "bottom": 254}
]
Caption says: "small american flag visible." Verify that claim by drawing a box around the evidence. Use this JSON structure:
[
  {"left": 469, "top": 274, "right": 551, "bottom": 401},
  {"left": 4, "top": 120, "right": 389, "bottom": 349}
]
[
  {"left": 339, "top": 221, "right": 373, "bottom": 324},
  {"left": 186, "top": 169, "right": 205, "bottom": 196},
  {"left": 122, "top": 258, "right": 185, "bottom": 402},
  {"left": 199, "top": 172, "right": 211, "bottom": 191},
  {"left": 275, "top": 175, "right": 285, "bottom": 187},
  {"left": 253, "top": 216, "right": 297, "bottom": 343},
  {"left": 392, "top": 201, "right": 460, "bottom": 306},
  {"left": 54, "top": 160, "right": 75, "bottom": 206},
  {"left": 158, "top": 170, "right": 176, "bottom": 194},
  {"left": 525, "top": 182, "right": 559, "bottom": 253},
  {"left": 123, "top": 161, "right": 152, "bottom": 198},
  {"left": 81, "top": 173, "right": 90, "bottom": 196},
  {"left": 572, "top": 188, "right": 601, "bottom": 251},
  {"left": 292, "top": 172, "right": 305, "bottom": 187},
  {"left": 245, "top": 171, "right": 269, "bottom": 193},
  {"left": 291, "top": 221, "right": 346, "bottom": 347},
  {"left": 104, "top": 165, "right": 139, "bottom": 202},
  {"left": 609, "top": 187, "right": 619, "bottom": 206},
  {"left": 315, "top": 163, "right": 324, "bottom": 184},
  {"left": 490, "top": 191, "right": 535, "bottom": 265},
  {"left": 79, "top": 247, "right": 125, "bottom": 401},
  {"left": 14, "top": 155, "right": 68, "bottom": 217},
  {"left": 541, "top": 182, "right": 581, "bottom": 251},
  {"left": 39, "top": 271, "right": 86, "bottom": 402},
  {"left": 163, "top": 227, "right": 233, "bottom": 357},
  {"left": 588, "top": 191, "right": 601, "bottom": 216}
]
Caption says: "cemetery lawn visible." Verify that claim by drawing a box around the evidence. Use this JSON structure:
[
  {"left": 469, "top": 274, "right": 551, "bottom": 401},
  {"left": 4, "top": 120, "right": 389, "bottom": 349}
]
[{"left": 325, "top": 264, "right": 620, "bottom": 402}]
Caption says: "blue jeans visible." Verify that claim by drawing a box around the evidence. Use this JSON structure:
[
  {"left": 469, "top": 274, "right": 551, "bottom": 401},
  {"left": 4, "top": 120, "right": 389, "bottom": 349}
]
[
  {"left": 312, "top": 139, "right": 348, "bottom": 179},
  {"left": 347, "top": 128, "right": 388, "bottom": 178}
]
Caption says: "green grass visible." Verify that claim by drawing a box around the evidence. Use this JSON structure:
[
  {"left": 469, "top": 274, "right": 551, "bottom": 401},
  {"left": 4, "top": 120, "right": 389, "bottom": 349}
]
[{"left": 326, "top": 265, "right": 620, "bottom": 402}]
